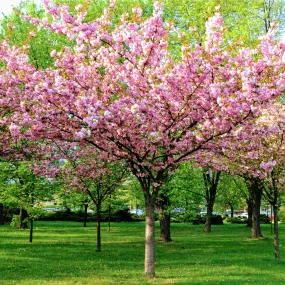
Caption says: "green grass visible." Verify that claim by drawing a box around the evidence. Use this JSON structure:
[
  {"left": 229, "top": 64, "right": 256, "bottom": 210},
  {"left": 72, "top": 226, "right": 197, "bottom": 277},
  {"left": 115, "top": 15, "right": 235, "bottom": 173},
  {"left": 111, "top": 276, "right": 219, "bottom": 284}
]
[{"left": 0, "top": 221, "right": 285, "bottom": 284}]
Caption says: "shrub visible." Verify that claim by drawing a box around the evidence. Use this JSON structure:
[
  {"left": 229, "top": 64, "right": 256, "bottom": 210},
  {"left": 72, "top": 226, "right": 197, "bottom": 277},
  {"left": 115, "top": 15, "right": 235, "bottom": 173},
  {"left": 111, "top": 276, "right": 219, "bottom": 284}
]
[
  {"left": 192, "top": 214, "right": 223, "bottom": 225},
  {"left": 260, "top": 214, "right": 271, "bottom": 224},
  {"left": 279, "top": 208, "right": 285, "bottom": 223},
  {"left": 226, "top": 217, "right": 247, "bottom": 224}
]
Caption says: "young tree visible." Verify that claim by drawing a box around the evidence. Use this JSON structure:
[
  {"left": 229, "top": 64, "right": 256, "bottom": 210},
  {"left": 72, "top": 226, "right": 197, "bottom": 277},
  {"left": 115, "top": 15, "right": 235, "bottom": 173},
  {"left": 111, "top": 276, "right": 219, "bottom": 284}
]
[
  {"left": 3, "top": 1, "right": 285, "bottom": 277},
  {"left": 49, "top": 142, "right": 127, "bottom": 252},
  {"left": 0, "top": 161, "right": 53, "bottom": 241}
]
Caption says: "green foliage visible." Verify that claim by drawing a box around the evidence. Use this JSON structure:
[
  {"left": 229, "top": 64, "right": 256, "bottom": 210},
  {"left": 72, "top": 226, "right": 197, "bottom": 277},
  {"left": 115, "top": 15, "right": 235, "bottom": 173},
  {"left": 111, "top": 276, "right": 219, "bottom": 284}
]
[
  {"left": 260, "top": 214, "right": 271, "bottom": 224},
  {"left": 40, "top": 206, "right": 134, "bottom": 222},
  {"left": 9, "top": 215, "right": 21, "bottom": 228},
  {"left": 279, "top": 207, "right": 285, "bottom": 223},
  {"left": 0, "top": 161, "right": 54, "bottom": 220},
  {"left": 0, "top": 0, "right": 71, "bottom": 69},
  {"left": 167, "top": 162, "right": 205, "bottom": 215},
  {"left": 216, "top": 174, "right": 248, "bottom": 212},
  {"left": 2, "top": 0, "right": 285, "bottom": 70},
  {"left": 192, "top": 214, "right": 224, "bottom": 225},
  {"left": 226, "top": 216, "right": 248, "bottom": 224}
]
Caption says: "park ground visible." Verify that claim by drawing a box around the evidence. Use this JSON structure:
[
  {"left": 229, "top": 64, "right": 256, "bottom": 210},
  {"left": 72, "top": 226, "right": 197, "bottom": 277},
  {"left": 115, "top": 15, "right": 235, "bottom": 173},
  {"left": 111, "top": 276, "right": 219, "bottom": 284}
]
[{"left": 0, "top": 221, "right": 285, "bottom": 285}]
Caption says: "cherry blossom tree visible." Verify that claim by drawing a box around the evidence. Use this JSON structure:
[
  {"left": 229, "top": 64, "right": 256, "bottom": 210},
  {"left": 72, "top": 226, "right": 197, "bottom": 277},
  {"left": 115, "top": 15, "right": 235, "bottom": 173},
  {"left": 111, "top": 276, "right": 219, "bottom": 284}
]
[
  {"left": 206, "top": 100, "right": 285, "bottom": 260},
  {"left": 2, "top": 0, "right": 285, "bottom": 276},
  {"left": 48, "top": 142, "right": 127, "bottom": 252}
]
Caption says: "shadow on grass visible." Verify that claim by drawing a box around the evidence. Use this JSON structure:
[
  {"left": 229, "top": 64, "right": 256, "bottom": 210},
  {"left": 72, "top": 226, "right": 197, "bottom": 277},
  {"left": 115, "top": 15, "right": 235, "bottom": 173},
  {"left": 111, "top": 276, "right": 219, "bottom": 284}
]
[{"left": 0, "top": 222, "right": 285, "bottom": 284}]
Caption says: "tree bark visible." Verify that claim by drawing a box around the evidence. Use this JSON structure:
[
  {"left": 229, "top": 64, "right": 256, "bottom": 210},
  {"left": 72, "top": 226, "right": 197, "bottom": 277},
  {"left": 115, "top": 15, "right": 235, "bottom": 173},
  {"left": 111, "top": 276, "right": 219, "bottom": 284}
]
[
  {"left": 204, "top": 201, "right": 214, "bottom": 233},
  {"left": 0, "top": 203, "right": 4, "bottom": 225},
  {"left": 145, "top": 196, "right": 156, "bottom": 277},
  {"left": 157, "top": 206, "right": 171, "bottom": 242},
  {"left": 96, "top": 204, "right": 101, "bottom": 252},
  {"left": 18, "top": 208, "right": 28, "bottom": 229},
  {"left": 230, "top": 205, "right": 234, "bottom": 218},
  {"left": 273, "top": 204, "right": 280, "bottom": 261},
  {"left": 29, "top": 219, "right": 33, "bottom": 243},
  {"left": 156, "top": 193, "right": 172, "bottom": 242},
  {"left": 203, "top": 170, "right": 221, "bottom": 233},
  {"left": 84, "top": 204, "right": 88, "bottom": 228},
  {"left": 245, "top": 177, "right": 263, "bottom": 238},
  {"left": 108, "top": 203, "right": 111, "bottom": 232}
]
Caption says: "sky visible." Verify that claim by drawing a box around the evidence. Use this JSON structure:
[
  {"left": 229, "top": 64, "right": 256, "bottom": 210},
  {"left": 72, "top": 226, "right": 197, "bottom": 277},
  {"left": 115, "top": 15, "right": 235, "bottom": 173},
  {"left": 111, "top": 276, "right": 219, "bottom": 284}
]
[{"left": 0, "top": 0, "right": 41, "bottom": 17}]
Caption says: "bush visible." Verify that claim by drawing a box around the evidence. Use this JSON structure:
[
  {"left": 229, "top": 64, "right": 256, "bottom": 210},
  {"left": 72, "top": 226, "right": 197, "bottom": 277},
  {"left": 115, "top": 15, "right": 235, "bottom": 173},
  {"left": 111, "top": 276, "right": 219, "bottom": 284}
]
[
  {"left": 260, "top": 214, "right": 271, "bottom": 224},
  {"left": 3, "top": 208, "right": 20, "bottom": 223},
  {"left": 111, "top": 208, "right": 132, "bottom": 222},
  {"left": 40, "top": 210, "right": 95, "bottom": 222},
  {"left": 279, "top": 208, "right": 285, "bottom": 223},
  {"left": 226, "top": 217, "right": 247, "bottom": 224},
  {"left": 192, "top": 214, "right": 223, "bottom": 225},
  {"left": 171, "top": 212, "right": 196, "bottom": 223},
  {"left": 10, "top": 215, "right": 20, "bottom": 228},
  {"left": 40, "top": 207, "right": 136, "bottom": 222}
]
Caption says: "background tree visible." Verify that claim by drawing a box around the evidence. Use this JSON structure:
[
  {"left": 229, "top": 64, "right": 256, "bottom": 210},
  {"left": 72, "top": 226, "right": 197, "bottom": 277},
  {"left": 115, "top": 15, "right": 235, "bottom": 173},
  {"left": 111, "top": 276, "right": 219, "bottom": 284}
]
[
  {"left": 52, "top": 143, "right": 127, "bottom": 252},
  {"left": 0, "top": 161, "right": 53, "bottom": 241},
  {"left": 202, "top": 168, "right": 221, "bottom": 232}
]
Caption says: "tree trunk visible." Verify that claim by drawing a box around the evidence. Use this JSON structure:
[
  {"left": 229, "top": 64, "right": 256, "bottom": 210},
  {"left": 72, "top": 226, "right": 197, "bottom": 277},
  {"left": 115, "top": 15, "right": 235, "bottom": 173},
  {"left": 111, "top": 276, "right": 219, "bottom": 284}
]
[
  {"left": 156, "top": 193, "right": 172, "bottom": 242},
  {"left": 84, "top": 204, "right": 88, "bottom": 228},
  {"left": 203, "top": 170, "right": 221, "bottom": 233},
  {"left": 96, "top": 204, "right": 101, "bottom": 252},
  {"left": 18, "top": 208, "right": 28, "bottom": 229},
  {"left": 145, "top": 196, "right": 156, "bottom": 277},
  {"left": 251, "top": 184, "right": 263, "bottom": 239},
  {"left": 157, "top": 206, "right": 171, "bottom": 242},
  {"left": 29, "top": 219, "right": 33, "bottom": 243},
  {"left": 0, "top": 203, "right": 4, "bottom": 225},
  {"left": 230, "top": 205, "right": 234, "bottom": 218},
  {"left": 108, "top": 203, "right": 111, "bottom": 232},
  {"left": 245, "top": 177, "right": 263, "bottom": 238},
  {"left": 273, "top": 204, "right": 280, "bottom": 261},
  {"left": 204, "top": 201, "right": 214, "bottom": 233}
]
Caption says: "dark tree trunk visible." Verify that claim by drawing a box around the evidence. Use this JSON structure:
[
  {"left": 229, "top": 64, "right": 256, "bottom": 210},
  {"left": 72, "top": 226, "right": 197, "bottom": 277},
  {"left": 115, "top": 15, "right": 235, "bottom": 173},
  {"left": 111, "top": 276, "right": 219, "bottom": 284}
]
[
  {"left": 29, "top": 219, "right": 33, "bottom": 243},
  {"left": 156, "top": 193, "right": 172, "bottom": 242},
  {"left": 96, "top": 204, "right": 101, "bottom": 252},
  {"left": 18, "top": 208, "right": 28, "bottom": 229},
  {"left": 245, "top": 177, "right": 263, "bottom": 238},
  {"left": 145, "top": 196, "right": 156, "bottom": 277},
  {"left": 108, "top": 203, "right": 111, "bottom": 232},
  {"left": 204, "top": 201, "right": 214, "bottom": 233},
  {"left": 230, "top": 205, "right": 234, "bottom": 218},
  {"left": 0, "top": 203, "right": 4, "bottom": 225},
  {"left": 203, "top": 170, "right": 221, "bottom": 233},
  {"left": 252, "top": 189, "right": 262, "bottom": 238},
  {"left": 273, "top": 204, "right": 280, "bottom": 261},
  {"left": 84, "top": 204, "right": 88, "bottom": 228},
  {"left": 157, "top": 206, "right": 171, "bottom": 242}
]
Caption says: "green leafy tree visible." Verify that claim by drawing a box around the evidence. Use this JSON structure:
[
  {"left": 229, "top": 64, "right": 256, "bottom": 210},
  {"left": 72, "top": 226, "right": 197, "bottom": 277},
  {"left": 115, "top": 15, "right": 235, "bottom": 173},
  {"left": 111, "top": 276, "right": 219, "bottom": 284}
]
[{"left": 0, "top": 161, "right": 53, "bottom": 242}]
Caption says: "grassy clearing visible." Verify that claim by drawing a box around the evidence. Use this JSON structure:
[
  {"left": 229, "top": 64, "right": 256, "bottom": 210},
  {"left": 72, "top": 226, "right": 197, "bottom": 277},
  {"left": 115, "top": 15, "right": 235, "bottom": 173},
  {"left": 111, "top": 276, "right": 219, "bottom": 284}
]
[{"left": 0, "top": 221, "right": 285, "bottom": 284}]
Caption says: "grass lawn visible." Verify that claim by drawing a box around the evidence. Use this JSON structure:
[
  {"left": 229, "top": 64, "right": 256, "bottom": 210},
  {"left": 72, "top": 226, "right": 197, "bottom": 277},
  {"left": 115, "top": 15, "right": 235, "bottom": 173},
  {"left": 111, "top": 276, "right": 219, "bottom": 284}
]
[{"left": 0, "top": 221, "right": 285, "bottom": 284}]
